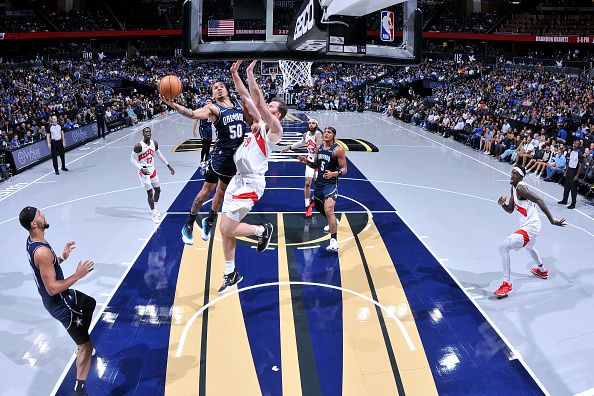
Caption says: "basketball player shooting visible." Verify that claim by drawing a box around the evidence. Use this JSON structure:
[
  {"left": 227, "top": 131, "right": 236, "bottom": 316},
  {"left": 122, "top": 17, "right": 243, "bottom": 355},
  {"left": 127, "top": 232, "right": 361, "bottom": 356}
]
[
  {"left": 215, "top": 59, "right": 287, "bottom": 294},
  {"left": 161, "top": 82, "right": 256, "bottom": 245}
]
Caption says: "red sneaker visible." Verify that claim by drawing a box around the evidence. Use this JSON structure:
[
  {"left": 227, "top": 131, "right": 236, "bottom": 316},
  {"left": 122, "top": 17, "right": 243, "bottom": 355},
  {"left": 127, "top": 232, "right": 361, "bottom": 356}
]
[
  {"left": 531, "top": 267, "right": 549, "bottom": 279},
  {"left": 305, "top": 201, "right": 315, "bottom": 218},
  {"left": 494, "top": 282, "right": 513, "bottom": 297}
]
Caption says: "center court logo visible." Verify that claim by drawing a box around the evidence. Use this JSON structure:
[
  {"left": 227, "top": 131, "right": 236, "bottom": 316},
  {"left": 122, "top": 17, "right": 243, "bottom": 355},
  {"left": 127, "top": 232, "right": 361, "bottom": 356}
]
[{"left": 380, "top": 11, "right": 395, "bottom": 42}]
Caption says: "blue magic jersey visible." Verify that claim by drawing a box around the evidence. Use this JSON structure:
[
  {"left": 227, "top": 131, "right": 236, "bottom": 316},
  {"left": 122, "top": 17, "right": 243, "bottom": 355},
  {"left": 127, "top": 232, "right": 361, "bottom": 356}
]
[
  {"left": 199, "top": 117, "right": 212, "bottom": 132},
  {"left": 26, "top": 237, "right": 66, "bottom": 303},
  {"left": 213, "top": 98, "right": 246, "bottom": 150},
  {"left": 316, "top": 143, "right": 340, "bottom": 186}
]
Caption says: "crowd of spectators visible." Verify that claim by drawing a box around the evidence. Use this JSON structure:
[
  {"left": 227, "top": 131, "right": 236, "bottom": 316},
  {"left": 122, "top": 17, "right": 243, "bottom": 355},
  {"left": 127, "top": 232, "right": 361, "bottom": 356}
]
[
  {"left": 2, "top": 54, "right": 594, "bottom": 198},
  {"left": 428, "top": 10, "right": 502, "bottom": 33},
  {"left": 376, "top": 63, "right": 594, "bottom": 196}
]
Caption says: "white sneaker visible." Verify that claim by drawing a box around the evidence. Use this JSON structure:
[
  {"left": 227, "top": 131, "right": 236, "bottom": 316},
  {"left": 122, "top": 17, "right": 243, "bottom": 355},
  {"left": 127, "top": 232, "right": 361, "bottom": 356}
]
[
  {"left": 152, "top": 211, "right": 161, "bottom": 224},
  {"left": 154, "top": 208, "right": 162, "bottom": 217},
  {"left": 326, "top": 238, "right": 339, "bottom": 253}
]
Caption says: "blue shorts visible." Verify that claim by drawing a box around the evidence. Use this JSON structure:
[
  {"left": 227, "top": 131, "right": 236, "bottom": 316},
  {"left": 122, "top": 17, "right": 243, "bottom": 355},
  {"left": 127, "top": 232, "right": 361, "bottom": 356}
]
[
  {"left": 314, "top": 182, "right": 338, "bottom": 202},
  {"left": 199, "top": 128, "right": 212, "bottom": 140},
  {"left": 205, "top": 149, "right": 236, "bottom": 185}
]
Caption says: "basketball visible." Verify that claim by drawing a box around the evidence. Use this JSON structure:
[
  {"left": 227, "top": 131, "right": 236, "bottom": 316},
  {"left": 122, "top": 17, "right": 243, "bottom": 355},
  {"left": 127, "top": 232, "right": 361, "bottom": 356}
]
[{"left": 159, "top": 75, "right": 183, "bottom": 100}]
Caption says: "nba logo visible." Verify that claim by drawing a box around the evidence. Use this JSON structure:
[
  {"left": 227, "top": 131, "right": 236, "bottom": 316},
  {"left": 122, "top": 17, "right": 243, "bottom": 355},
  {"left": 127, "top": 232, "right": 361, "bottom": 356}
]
[{"left": 380, "top": 11, "right": 394, "bottom": 42}]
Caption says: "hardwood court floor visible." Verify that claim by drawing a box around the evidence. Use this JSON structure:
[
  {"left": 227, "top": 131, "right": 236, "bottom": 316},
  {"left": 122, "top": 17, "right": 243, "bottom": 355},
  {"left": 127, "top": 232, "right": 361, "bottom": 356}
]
[{"left": 0, "top": 111, "right": 592, "bottom": 396}]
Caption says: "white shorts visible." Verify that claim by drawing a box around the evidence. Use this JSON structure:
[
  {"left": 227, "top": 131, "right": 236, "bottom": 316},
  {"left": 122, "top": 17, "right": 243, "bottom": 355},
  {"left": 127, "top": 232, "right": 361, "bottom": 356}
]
[
  {"left": 508, "top": 228, "right": 539, "bottom": 250},
  {"left": 138, "top": 168, "right": 160, "bottom": 191},
  {"left": 222, "top": 174, "right": 266, "bottom": 222},
  {"left": 305, "top": 164, "right": 317, "bottom": 179}
]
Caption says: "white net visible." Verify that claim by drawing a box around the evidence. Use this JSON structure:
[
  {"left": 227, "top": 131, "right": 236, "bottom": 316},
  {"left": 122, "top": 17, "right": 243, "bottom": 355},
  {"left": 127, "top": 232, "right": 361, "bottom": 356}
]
[{"left": 278, "top": 60, "right": 314, "bottom": 92}]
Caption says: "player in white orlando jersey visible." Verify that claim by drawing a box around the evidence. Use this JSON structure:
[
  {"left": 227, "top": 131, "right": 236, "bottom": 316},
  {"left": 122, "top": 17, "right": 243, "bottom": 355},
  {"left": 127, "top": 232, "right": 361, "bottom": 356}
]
[
  {"left": 215, "top": 59, "right": 287, "bottom": 294},
  {"left": 494, "top": 165, "right": 565, "bottom": 297},
  {"left": 131, "top": 127, "right": 175, "bottom": 223},
  {"left": 282, "top": 118, "right": 322, "bottom": 217}
]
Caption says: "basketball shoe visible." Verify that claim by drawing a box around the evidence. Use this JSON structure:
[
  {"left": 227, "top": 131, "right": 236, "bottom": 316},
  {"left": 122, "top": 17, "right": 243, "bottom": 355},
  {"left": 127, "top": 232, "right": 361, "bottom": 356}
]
[
  {"left": 151, "top": 210, "right": 161, "bottom": 224},
  {"left": 494, "top": 282, "right": 513, "bottom": 297},
  {"left": 326, "top": 238, "right": 339, "bottom": 253},
  {"left": 201, "top": 217, "right": 214, "bottom": 241},
  {"left": 305, "top": 201, "right": 315, "bottom": 218},
  {"left": 531, "top": 267, "right": 549, "bottom": 279},
  {"left": 181, "top": 223, "right": 194, "bottom": 245},
  {"left": 257, "top": 223, "right": 274, "bottom": 252},
  {"left": 218, "top": 271, "right": 243, "bottom": 294}
]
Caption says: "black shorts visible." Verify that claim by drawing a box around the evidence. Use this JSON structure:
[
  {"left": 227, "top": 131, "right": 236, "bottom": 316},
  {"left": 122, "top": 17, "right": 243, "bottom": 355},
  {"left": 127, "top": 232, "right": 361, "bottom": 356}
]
[
  {"left": 314, "top": 182, "right": 338, "bottom": 202},
  {"left": 44, "top": 290, "right": 96, "bottom": 345},
  {"left": 204, "top": 150, "right": 236, "bottom": 185},
  {"left": 199, "top": 128, "right": 212, "bottom": 140}
]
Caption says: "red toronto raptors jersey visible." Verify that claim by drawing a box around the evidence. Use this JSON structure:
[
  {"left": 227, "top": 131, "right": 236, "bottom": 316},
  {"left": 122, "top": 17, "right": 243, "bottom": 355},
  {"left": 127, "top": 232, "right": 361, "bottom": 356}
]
[
  {"left": 305, "top": 131, "right": 319, "bottom": 161},
  {"left": 234, "top": 120, "right": 273, "bottom": 176},
  {"left": 138, "top": 140, "right": 157, "bottom": 176},
  {"left": 512, "top": 181, "right": 541, "bottom": 232}
]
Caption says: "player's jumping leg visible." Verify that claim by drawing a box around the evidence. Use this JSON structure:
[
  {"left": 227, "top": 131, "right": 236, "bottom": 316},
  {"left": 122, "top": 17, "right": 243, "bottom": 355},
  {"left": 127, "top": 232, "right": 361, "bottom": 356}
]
[
  {"left": 325, "top": 197, "right": 339, "bottom": 253},
  {"left": 182, "top": 181, "right": 216, "bottom": 245},
  {"left": 304, "top": 176, "right": 315, "bottom": 217},
  {"left": 218, "top": 212, "right": 272, "bottom": 294}
]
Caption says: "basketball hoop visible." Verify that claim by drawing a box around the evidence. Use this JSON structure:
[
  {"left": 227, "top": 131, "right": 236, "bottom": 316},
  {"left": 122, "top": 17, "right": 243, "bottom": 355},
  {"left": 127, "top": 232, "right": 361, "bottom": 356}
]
[{"left": 278, "top": 60, "right": 314, "bottom": 92}]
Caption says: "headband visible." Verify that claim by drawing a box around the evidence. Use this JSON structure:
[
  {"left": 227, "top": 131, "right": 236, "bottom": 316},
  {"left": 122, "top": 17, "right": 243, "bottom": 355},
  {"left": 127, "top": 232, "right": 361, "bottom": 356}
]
[
  {"left": 19, "top": 206, "right": 37, "bottom": 230},
  {"left": 513, "top": 166, "right": 525, "bottom": 177}
]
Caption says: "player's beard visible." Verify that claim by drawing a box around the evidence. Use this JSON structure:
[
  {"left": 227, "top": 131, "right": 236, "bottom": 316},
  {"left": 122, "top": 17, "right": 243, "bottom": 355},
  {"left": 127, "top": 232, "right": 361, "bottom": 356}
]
[{"left": 41, "top": 221, "right": 50, "bottom": 229}]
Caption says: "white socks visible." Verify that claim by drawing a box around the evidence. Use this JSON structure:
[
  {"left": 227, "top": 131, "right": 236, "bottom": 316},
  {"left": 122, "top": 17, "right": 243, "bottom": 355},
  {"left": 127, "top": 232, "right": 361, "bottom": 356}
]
[
  {"left": 254, "top": 225, "right": 265, "bottom": 237},
  {"left": 305, "top": 198, "right": 310, "bottom": 207},
  {"left": 224, "top": 260, "right": 235, "bottom": 275}
]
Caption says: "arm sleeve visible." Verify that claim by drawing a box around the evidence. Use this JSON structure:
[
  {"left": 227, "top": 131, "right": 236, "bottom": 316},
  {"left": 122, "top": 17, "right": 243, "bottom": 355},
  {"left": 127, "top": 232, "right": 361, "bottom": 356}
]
[
  {"left": 290, "top": 136, "right": 306, "bottom": 150},
  {"left": 156, "top": 149, "right": 169, "bottom": 166},
  {"left": 130, "top": 151, "right": 142, "bottom": 170}
]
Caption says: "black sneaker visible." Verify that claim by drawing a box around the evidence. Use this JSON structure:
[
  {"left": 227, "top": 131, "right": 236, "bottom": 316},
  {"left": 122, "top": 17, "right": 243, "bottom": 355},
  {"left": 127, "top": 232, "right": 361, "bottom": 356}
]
[
  {"left": 218, "top": 271, "right": 243, "bottom": 295},
  {"left": 62, "top": 167, "right": 69, "bottom": 171},
  {"left": 257, "top": 223, "right": 273, "bottom": 252}
]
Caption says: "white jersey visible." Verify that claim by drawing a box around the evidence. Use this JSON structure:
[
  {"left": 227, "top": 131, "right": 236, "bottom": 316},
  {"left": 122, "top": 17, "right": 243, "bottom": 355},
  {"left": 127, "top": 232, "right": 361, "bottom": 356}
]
[
  {"left": 305, "top": 131, "right": 319, "bottom": 161},
  {"left": 234, "top": 120, "right": 273, "bottom": 176},
  {"left": 512, "top": 181, "right": 541, "bottom": 235},
  {"left": 137, "top": 140, "right": 157, "bottom": 173}
]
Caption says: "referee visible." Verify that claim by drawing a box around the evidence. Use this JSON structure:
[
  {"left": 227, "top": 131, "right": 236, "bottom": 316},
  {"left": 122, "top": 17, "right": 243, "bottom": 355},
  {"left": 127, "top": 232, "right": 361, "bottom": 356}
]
[
  {"left": 19, "top": 206, "right": 96, "bottom": 396},
  {"left": 47, "top": 116, "right": 68, "bottom": 175}
]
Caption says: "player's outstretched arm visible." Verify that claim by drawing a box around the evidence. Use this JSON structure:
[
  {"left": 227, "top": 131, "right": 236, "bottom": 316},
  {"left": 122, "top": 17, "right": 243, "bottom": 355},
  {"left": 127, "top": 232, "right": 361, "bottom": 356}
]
[
  {"left": 161, "top": 95, "right": 214, "bottom": 121},
  {"left": 246, "top": 60, "right": 283, "bottom": 142},
  {"left": 518, "top": 185, "right": 566, "bottom": 226},
  {"left": 283, "top": 136, "right": 305, "bottom": 152},
  {"left": 246, "top": 60, "right": 265, "bottom": 109},
  {"left": 154, "top": 141, "right": 175, "bottom": 175},
  {"left": 231, "top": 60, "right": 261, "bottom": 122}
]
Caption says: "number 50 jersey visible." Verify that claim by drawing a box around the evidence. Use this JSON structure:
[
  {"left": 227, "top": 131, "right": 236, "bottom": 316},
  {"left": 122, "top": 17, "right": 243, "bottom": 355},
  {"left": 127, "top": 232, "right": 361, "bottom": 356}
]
[{"left": 213, "top": 98, "right": 247, "bottom": 151}]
